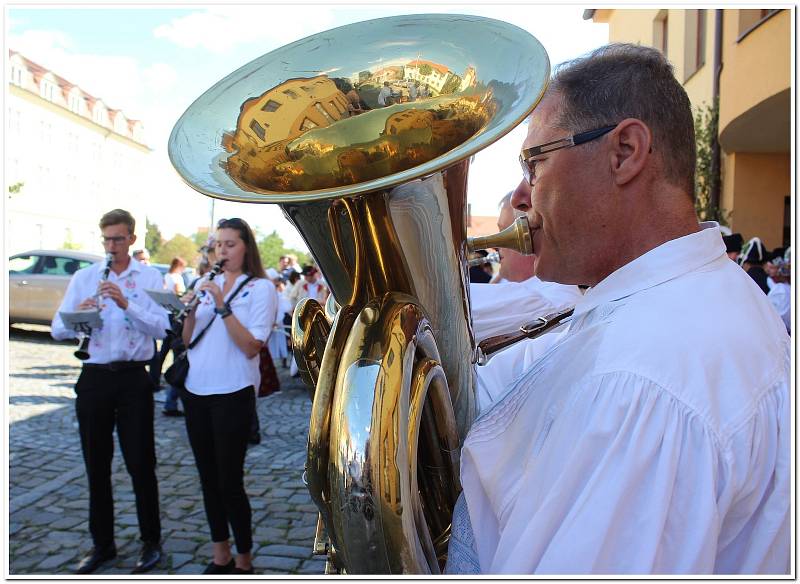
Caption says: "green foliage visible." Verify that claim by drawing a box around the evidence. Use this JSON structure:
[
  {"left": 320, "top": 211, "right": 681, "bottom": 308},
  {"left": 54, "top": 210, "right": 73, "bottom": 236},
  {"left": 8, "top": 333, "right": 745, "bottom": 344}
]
[
  {"left": 7, "top": 181, "right": 24, "bottom": 197},
  {"left": 440, "top": 74, "right": 462, "bottom": 95},
  {"left": 256, "top": 230, "right": 309, "bottom": 270},
  {"left": 145, "top": 218, "right": 163, "bottom": 256},
  {"left": 152, "top": 234, "right": 200, "bottom": 265},
  {"left": 418, "top": 63, "right": 432, "bottom": 76},
  {"left": 192, "top": 228, "right": 210, "bottom": 249},
  {"left": 694, "top": 100, "right": 730, "bottom": 225}
]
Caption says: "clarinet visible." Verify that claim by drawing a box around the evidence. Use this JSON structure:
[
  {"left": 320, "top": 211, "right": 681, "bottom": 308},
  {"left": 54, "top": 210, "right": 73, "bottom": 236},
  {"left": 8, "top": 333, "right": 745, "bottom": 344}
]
[
  {"left": 172, "top": 259, "right": 227, "bottom": 333},
  {"left": 74, "top": 253, "right": 113, "bottom": 360}
]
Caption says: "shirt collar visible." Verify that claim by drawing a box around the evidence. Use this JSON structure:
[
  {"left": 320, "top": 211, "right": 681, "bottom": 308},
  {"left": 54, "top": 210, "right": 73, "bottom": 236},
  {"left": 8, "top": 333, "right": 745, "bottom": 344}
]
[
  {"left": 572, "top": 222, "right": 725, "bottom": 318},
  {"left": 114, "top": 256, "right": 141, "bottom": 279}
]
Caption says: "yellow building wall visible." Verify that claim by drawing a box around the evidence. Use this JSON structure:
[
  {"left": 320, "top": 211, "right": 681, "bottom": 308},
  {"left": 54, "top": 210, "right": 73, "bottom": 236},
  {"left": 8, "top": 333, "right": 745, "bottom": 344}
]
[
  {"left": 594, "top": 9, "right": 715, "bottom": 108},
  {"left": 722, "top": 152, "right": 789, "bottom": 248},
  {"left": 719, "top": 10, "right": 790, "bottom": 134}
]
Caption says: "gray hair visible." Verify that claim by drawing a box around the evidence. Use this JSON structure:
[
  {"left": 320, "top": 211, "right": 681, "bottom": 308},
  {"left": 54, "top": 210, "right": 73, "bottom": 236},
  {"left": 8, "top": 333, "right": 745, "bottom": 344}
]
[
  {"left": 547, "top": 43, "right": 696, "bottom": 196},
  {"left": 497, "top": 190, "right": 513, "bottom": 210}
]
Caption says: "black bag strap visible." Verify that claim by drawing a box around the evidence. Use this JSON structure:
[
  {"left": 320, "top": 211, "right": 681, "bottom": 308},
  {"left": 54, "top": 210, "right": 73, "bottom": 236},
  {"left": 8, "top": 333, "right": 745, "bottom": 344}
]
[{"left": 187, "top": 275, "right": 255, "bottom": 350}]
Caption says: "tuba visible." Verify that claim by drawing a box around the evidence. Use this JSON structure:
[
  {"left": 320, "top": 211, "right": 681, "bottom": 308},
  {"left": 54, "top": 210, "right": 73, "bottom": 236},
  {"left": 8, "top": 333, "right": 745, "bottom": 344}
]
[{"left": 168, "top": 14, "right": 549, "bottom": 573}]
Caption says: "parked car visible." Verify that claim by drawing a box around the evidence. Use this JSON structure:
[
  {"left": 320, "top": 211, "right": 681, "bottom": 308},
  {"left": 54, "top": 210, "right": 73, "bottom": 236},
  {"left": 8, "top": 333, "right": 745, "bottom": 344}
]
[{"left": 9, "top": 249, "right": 105, "bottom": 326}]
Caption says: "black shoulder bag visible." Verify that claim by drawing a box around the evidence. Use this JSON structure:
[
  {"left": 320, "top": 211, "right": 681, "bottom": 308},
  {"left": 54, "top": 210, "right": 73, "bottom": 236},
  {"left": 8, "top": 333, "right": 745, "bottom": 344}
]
[{"left": 164, "top": 275, "right": 254, "bottom": 388}]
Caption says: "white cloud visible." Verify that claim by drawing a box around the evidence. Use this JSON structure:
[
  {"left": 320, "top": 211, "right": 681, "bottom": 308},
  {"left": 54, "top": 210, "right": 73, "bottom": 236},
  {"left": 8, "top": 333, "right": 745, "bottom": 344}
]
[
  {"left": 153, "top": 6, "right": 337, "bottom": 54},
  {"left": 143, "top": 62, "right": 178, "bottom": 93}
]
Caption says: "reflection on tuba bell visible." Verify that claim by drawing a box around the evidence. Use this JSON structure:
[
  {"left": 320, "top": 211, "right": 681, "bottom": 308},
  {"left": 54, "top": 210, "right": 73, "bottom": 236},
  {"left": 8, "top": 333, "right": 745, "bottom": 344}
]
[{"left": 168, "top": 13, "right": 550, "bottom": 574}]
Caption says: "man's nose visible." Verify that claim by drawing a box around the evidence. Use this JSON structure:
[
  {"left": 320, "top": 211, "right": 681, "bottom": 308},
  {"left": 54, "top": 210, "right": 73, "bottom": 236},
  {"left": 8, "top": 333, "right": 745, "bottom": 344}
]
[{"left": 510, "top": 178, "right": 532, "bottom": 212}]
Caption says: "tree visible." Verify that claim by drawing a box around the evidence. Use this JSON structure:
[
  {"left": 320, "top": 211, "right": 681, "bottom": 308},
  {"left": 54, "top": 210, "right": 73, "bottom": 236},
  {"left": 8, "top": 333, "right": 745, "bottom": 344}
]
[
  {"left": 257, "top": 230, "right": 309, "bottom": 270},
  {"left": 440, "top": 73, "right": 462, "bottom": 95},
  {"left": 8, "top": 181, "right": 24, "bottom": 198},
  {"left": 192, "top": 227, "right": 210, "bottom": 249},
  {"left": 694, "top": 100, "right": 730, "bottom": 225},
  {"left": 152, "top": 234, "right": 200, "bottom": 265},
  {"left": 419, "top": 63, "right": 432, "bottom": 76},
  {"left": 145, "top": 218, "right": 163, "bottom": 256}
]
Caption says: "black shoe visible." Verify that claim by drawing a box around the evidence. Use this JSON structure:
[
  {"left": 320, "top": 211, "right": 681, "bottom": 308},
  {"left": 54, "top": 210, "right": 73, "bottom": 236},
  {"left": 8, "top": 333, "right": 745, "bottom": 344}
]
[
  {"left": 75, "top": 546, "right": 117, "bottom": 574},
  {"left": 131, "top": 541, "right": 162, "bottom": 574},
  {"left": 232, "top": 566, "right": 255, "bottom": 574},
  {"left": 202, "top": 559, "right": 235, "bottom": 574},
  {"left": 162, "top": 409, "right": 184, "bottom": 417},
  {"left": 248, "top": 433, "right": 261, "bottom": 445}
]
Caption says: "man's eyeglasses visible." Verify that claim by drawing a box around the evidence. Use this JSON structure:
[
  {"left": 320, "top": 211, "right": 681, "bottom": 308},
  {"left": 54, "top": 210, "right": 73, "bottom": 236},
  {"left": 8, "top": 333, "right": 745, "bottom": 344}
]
[
  {"left": 519, "top": 124, "right": 618, "bottom": 185},
  {"left": 101, "top": 235, "right": 130, "bottom": 244}
]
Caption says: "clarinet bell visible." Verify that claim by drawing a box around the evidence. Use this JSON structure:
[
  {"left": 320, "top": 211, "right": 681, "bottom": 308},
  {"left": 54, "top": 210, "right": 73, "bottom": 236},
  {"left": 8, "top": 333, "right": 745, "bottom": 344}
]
[{"left": 74, "top": 336, "right": 91, "bottom": 360}]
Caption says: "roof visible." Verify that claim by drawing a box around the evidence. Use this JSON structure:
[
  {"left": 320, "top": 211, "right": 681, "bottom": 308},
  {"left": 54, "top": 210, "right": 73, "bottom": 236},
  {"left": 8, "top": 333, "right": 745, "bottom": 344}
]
[
  {"left": 406, "top": 59, "right": 450, "bottom": 75},
  {"left": 11, "top": 249, "right": 105, "bottom": 261},
  {"left": 8, "top": 49, "right": 146, "bottom": 145}
]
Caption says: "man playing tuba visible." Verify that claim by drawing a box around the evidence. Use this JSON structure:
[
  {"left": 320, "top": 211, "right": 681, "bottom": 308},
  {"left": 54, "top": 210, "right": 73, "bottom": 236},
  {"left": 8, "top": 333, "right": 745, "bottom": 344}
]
[{"left": 446, "top": 44, "right": 789, "bottom": 575}]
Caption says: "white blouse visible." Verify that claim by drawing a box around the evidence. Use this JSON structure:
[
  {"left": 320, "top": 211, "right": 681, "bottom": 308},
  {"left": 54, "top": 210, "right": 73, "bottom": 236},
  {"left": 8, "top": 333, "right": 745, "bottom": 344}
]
[
  {"left": 454, "top": 224, "right": 790, "bottom": 574},
  {"left": 767, "top": 282, "right": 791, "bottom": 333},
  {"left": 185, "top": 274, "right": 275, "bottom": 395}
]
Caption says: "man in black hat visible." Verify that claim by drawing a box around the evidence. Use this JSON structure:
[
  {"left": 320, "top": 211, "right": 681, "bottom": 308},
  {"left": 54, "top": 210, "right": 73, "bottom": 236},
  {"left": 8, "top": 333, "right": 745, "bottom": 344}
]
[
  {"left": 738, "top": 236, "right": 771, "bottom": 294},
  {"left": 722, "top": 232, "right": 743, "bottom": 262}
]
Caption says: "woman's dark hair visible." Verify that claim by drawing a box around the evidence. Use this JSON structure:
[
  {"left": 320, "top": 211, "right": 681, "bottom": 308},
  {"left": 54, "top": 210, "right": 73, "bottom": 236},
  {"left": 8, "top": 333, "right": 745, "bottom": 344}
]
[{"left": 216, "top": 218, "right": 266, "bottom": 278}]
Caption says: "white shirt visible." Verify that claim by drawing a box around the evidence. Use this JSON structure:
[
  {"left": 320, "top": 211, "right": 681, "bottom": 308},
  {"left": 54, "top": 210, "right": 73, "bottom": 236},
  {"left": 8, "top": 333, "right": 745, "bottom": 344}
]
[
  {"left": 185, "top": 274, "right": 276, "bottom": 395},
  {"left": 767, "top": 281, "right": 791, "bottom": 333},
  {"left": 470, "top": 277, "right": 583, "bottom": 342},
  {"left": 452, "top": 223, "right": 790, "bottom": 574},
  {"left": 164, "top": 271, "right": 185, "bottom": 294},
  {"left": 51, "top": 258, "right": 169, "bottom": 363}
]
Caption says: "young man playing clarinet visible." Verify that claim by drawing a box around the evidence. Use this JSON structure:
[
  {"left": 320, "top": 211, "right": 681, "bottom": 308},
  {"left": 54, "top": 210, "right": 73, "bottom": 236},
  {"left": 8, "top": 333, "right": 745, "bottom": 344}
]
[{"left": 51, "top": 209, "right": 169, "bottom": 574}]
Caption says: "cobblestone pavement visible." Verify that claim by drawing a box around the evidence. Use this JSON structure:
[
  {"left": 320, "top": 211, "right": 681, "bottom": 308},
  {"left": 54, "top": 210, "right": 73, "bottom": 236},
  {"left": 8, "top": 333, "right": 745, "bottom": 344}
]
[{"left": 8, "top": 324, "right": 325, "bottom": 576}]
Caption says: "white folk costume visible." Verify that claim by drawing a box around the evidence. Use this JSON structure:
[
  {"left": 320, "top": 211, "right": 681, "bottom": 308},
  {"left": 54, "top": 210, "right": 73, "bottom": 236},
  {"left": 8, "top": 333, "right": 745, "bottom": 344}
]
[{"left": 447, "top": 224, "right": 790, "bottom": 575}]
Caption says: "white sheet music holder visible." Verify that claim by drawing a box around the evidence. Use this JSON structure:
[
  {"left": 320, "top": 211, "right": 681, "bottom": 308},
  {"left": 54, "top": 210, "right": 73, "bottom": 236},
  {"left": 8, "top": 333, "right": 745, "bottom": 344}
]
[
  {"left": 145, "top": 289, "right": 186, "bottom": 313},
  {"left": 59, "top": 310, "right": 103, "bottom": 334}
]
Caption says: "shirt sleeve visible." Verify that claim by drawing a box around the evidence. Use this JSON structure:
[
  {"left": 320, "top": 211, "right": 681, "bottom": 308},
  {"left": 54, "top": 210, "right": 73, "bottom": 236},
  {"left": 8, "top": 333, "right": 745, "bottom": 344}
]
[
  {"left": 124, "top": 269, "right": 170, "bottom": 340},
  {"left": 242, "top": 279, "right": 275, "bottom": 343},
  {"left": 50, "top": 268, "right": 89, "bottom": 340},
  {"left": 468, "top": 372, "right": 725, "bottom": 574}
]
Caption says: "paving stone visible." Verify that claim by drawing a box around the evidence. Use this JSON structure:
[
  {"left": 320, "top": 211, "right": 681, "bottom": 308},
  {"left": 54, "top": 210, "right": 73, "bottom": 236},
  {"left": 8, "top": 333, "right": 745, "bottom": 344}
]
[
  {"left": 253, "top": 555, "right": 301, "bottom": 572},
  {"left": 170, "top": 552, "right": 193, "bottom": 569},
  {"left": 35, "top": 552, "right": 76, "bottom": 571},
  {"left": 259, "top": 543, "right": 313, "bottom": 559},
  {"left": 298, "top": 558, "right": 327, "bottom": 574},
  {"left": 164, "top": 538, "right": 200, "bottom": 553}
]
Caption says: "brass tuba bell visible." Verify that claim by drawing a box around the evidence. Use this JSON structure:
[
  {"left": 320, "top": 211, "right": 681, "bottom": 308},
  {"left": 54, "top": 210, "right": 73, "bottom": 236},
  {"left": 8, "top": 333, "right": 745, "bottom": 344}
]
[{"left": 168, "top": 13, "right": 550, "bottom": 574}]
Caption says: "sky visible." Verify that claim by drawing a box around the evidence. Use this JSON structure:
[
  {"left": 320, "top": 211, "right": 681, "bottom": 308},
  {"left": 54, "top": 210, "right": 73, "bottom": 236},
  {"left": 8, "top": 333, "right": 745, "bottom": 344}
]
[{"left": 7, "top": 3, "right": 609, "bottom": 250}]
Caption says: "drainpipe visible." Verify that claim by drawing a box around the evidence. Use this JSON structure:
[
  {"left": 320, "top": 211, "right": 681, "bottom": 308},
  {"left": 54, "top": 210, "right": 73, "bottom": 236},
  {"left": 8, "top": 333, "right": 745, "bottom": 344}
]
[{"left": 710, "top": 9, "right": 723, "bottom": 213}]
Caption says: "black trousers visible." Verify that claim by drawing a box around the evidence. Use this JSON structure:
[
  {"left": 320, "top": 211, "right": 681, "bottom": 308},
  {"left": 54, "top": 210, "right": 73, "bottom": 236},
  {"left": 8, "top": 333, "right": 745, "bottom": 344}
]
[
  {"left": 181, "top": 386, "right": 255, "bottom": 554},
  {"left": 74, "top": 365, "right": 161, "bottom": 549}
]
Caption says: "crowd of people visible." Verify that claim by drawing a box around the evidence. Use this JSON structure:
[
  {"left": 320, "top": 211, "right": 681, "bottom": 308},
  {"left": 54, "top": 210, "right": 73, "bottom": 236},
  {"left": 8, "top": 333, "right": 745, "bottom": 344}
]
[{"left": 46, "top": 41, "right": 789, "bottom": 577}]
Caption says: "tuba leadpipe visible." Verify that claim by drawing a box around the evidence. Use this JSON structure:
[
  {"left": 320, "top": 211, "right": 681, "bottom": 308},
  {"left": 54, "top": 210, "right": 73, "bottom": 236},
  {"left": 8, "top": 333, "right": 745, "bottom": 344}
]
[
  {"left": 74, "top": 253, "right": 113, "bottom": 361},
  {"left": 168, "top": 14, "right": 550, "bottom": 574}
]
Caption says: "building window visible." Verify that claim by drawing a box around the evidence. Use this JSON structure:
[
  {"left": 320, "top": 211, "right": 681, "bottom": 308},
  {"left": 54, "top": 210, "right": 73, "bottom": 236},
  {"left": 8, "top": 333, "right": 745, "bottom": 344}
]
[
  {"left": 684, "top": 9, "right": 706, "bottom": 81},
  {"left": 68, "top": 93, "right": 82, "bottom": 114},
  {"left": 329, "top": 100, "right": 344, "bottom": 115},
  {"left": 654, "top": 10, "right": 669, "bottom": 56},
  {"left": 283, "top": 89, "right": 299, "bottom": 99},
  {"left": 738, "top": 9, "right": 781, "bottom": 40},
  {"left": 249, "top": 119, "right": 266, "bottom": 140},
  {"left": 300, "top": 117, "right": 318, "bottom": 131},
  {"left": 261, "top": 99, "right": 281, "bottom": 113},
  {"left": 314, "top": 103, "right": 335, "bottom": 123},
  {"left": 301, "top": 85, "right": 314, "bottom": 94},
  {"left": 40, "top": 80, "right": 57, "bottom": 102},
  {"left": 10, "top": 64, "right": 24, "bottom": 86}
]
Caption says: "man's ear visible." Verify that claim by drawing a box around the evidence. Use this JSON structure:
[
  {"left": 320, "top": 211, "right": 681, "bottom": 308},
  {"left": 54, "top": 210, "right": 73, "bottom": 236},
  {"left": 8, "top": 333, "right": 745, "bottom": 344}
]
[
  {"left": 129, "top": 233, "right": 137, "bottom": 246},
  {"left": 609, "top": 118, "right": 652, "bottom": 186}
]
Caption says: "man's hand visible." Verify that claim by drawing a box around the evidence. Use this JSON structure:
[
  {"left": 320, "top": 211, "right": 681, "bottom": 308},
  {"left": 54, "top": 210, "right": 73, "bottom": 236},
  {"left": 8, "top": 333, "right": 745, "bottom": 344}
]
[
  {"left": 77, "top": 297, "right": 98, "bottom": 310},
  {"left": 98, "top": 281, "right": 129, "bottom": 310}
]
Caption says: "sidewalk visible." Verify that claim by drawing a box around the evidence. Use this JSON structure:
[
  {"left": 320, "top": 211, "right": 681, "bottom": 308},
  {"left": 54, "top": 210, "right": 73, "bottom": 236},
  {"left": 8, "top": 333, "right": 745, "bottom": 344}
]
[{"left": 8, "top": 326, "right": 325, "bottom": 575}]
